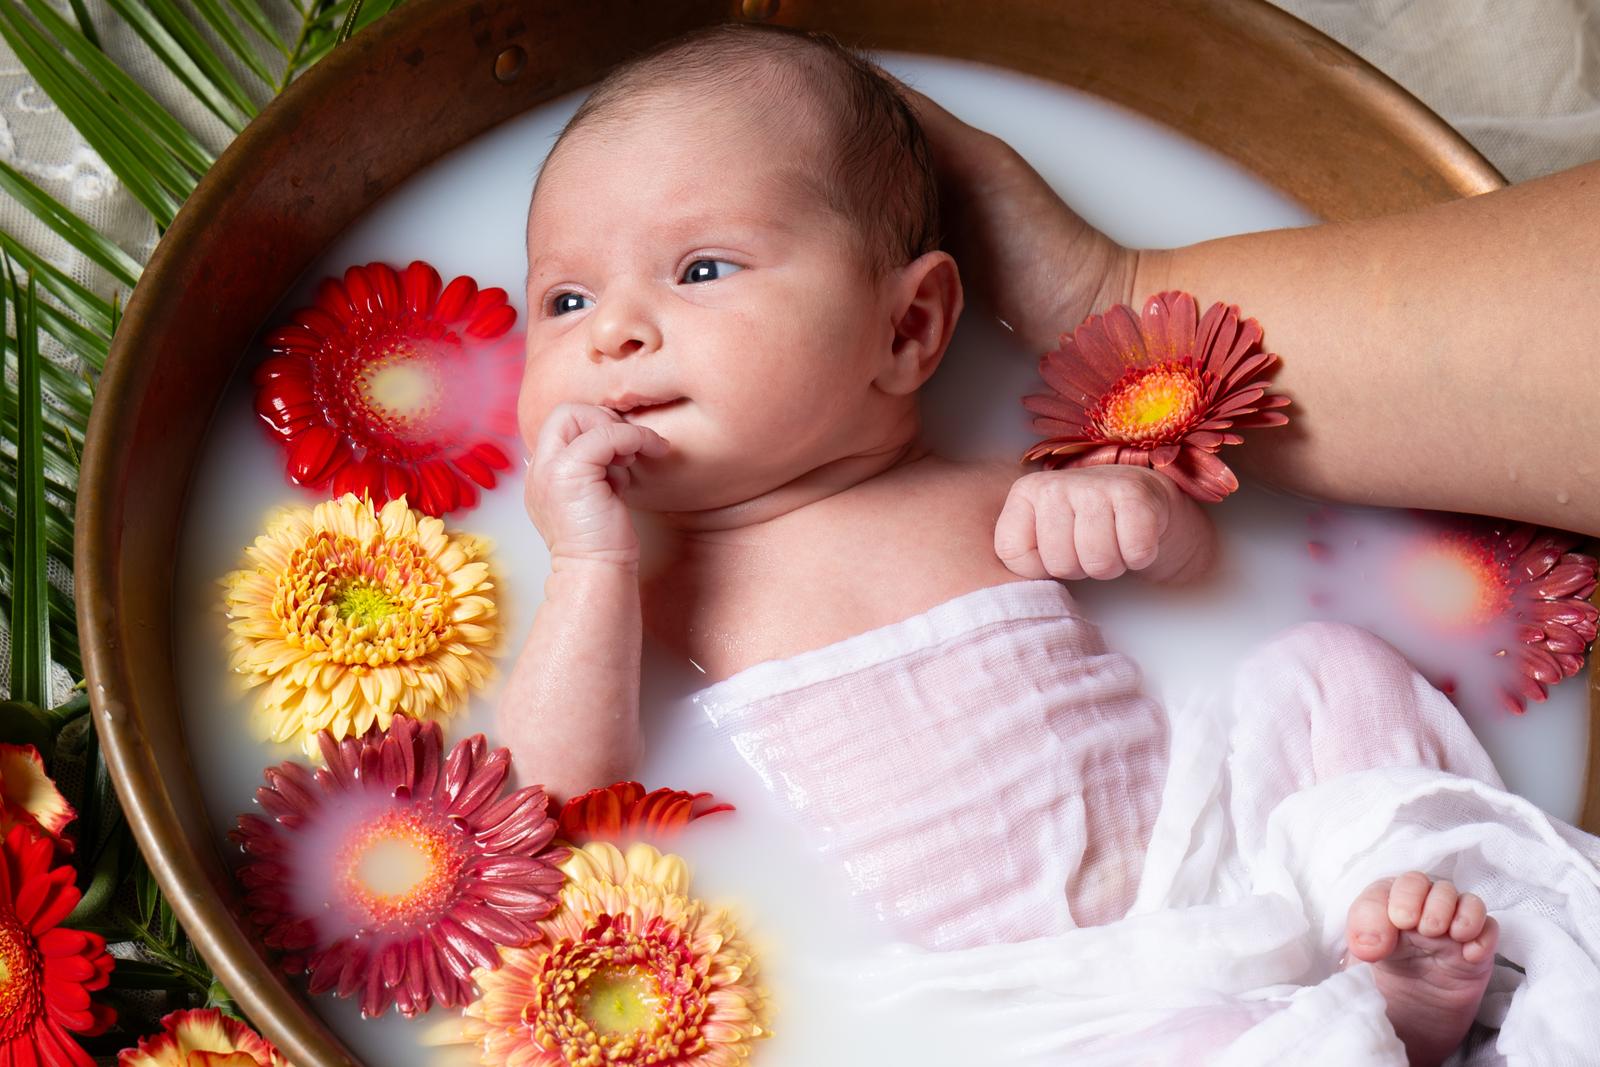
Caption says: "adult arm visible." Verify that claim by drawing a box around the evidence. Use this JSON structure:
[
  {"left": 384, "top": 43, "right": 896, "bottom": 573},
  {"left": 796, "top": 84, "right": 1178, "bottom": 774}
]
[{"left": 909, "top": 93, "right": 1600, "bottom": 535}]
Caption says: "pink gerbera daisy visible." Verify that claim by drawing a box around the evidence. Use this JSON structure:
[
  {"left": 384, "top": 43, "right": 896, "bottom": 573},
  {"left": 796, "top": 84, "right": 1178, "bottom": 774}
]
[
  {"left": 1023, "top": 290, "right": 1290, "bottom": 502},
  {"left": 232, "top": 716, "right": 565, "bottom": 1018}
]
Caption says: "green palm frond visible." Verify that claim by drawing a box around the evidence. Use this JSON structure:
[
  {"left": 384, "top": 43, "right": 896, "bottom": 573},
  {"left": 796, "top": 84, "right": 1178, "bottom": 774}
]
[{"left": 0, "top": 0, "right": 408, "bottom": 688}]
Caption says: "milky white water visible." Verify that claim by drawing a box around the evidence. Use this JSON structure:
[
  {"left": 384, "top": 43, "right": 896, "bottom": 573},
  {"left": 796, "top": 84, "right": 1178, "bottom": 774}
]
[{"left": 171, "top": 53, "right": 1592, "bottom": 1066}]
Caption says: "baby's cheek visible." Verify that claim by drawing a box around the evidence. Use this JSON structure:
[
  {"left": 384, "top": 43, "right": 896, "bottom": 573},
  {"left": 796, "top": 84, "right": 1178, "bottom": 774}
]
[{"left": 515, "top": 370, "right": 554, "bottom": 449}]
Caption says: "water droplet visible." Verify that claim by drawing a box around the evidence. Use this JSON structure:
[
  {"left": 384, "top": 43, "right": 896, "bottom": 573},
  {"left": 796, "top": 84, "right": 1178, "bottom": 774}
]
[
  {"left": 1508, "top": 468, "right": 1518, "bottom": 482},
  {"left": 1556, "top": 489, "right": 1571, "bottom": 505}
]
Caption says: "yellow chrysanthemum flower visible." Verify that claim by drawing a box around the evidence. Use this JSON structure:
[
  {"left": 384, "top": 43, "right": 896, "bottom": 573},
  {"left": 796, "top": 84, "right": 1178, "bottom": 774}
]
[
  {"left": 222, "top": 494, "right": 498, "bottom": 756},
  {"left": 462, "top": 842, "right": 770, "bottom": 1067}
]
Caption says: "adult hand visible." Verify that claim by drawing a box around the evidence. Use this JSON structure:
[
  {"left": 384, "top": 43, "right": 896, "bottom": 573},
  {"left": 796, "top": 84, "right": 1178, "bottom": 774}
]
[{"left": 904, "top": 88, "right": 1137, "bottom": 354}]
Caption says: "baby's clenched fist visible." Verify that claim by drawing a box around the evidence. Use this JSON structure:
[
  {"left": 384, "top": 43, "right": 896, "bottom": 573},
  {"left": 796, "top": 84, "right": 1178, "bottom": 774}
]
[
  {"left": 995, "top": 465, "right": 1211, "bottom": 582},
  {"left": 525, "top": 403, "right": 669, "bottom": 570}
]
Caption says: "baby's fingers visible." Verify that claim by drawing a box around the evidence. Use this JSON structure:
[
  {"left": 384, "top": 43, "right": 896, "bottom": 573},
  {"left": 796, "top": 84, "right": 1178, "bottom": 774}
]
[
  {"left": 558, "top": 420, "right": 669, "bottom": 474},
  {"left": 994, "top": 491, "right": 1050, "bottom": 579},
  {"left": 1071, "top": 493, "right": 1125, "bottom": 580}
]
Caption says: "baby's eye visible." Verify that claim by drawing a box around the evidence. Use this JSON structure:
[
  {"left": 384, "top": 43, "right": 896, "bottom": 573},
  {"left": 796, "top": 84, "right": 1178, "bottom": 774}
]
[
  {"left": 680, "top": 259, "right": 742, "bottom": 284},
  {"left": 550, "top": 292, "right": 592, "bottom": 316}
]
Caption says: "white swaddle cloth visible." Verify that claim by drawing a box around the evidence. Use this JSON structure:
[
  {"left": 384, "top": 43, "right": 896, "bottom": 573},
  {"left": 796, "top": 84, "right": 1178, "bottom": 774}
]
[{"left": 689, "top": 580, "right": 1600, "bottom": 1064}]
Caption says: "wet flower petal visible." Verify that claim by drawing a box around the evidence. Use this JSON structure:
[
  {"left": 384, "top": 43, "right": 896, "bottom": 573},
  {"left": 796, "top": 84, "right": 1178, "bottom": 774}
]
[
  {"left": 231, "top": 717, "right": 565, "bottom": 1019},
  {"left": 1023, "top": 291, "right": 1290, "bottom": 502}
]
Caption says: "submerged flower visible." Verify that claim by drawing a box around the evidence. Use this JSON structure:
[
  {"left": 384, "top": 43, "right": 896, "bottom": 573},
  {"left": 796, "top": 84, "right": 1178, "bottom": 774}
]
[
  {"left": 254, "top": 260, "right": 520, "bottom": 517},
  {"left": 232, "top": 716, "right": 565, "bottom": 1018},
  {"left": 1023, "top": 290, "right": 1290, "bottom": 502},
  {"left": 117, "top": 1008, "right": 289, "bottom": 1067},
  {"left": 1310, "top": 511, "right": 1598, "bottom": 713},
  {"left": 222, "top": 494, "right": 498, "bottom": 754},
  {"left": 0, "top": 744, "right": 76, "bottom": 851},
  {"left": 557, "top": 781, "right": 734, "bottom": 844},
  {"left": 462, "top": 841, "right": 768, "bottom": 1067},
  {"left": 0, "top": 825, "right": 116, "bottom": 1067}
]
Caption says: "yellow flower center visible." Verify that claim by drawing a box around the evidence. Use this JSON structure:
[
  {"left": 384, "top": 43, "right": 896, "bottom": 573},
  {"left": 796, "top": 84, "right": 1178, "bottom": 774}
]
[
  {"left": 358, "top": 342, "right": 441, "bottom": 431},
  {"left": 531, "top": 916, "right": 713, "bottom": 1065},
  {"left": 334, "top": 808, "right": 465, "bottom": 931},
  {"left": 1093, "top": 361, "right": 1203, "bottom": 443},
  {"left": 335, "top": 579, "right": 396, "bottom": 627},
  {"left": 275, "top": 530, "right": 451, "bottom": 667},
  {"left": 0, "top": 909, "right": 41, "bottom": 1040},
  {"left": 577, "top": 964, "right": 666, "bottom": 1038},
  {"left": 1394, "top": 536, "right": 1511, "bottom": 630}
]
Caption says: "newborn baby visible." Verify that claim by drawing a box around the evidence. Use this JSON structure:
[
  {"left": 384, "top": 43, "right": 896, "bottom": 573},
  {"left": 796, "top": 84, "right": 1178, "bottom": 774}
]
[{"left": 500, "top": 24, "right": 1499, "bottom": 1066}]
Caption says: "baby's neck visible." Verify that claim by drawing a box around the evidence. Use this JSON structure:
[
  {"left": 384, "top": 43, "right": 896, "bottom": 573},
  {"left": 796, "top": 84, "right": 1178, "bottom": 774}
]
[{"left": 647, "top": 437, "right": 932, "bottom": 540}]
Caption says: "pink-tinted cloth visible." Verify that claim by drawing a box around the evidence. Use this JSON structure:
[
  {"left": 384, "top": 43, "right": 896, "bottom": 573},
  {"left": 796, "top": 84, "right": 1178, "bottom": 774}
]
[{"left": 691, "top": 578, "right": 1169, "bottom": 948}]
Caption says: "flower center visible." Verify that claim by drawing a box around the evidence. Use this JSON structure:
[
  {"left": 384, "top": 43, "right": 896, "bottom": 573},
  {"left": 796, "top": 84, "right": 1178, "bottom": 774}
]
[
  {"left": 357, "top": 343, "right": 442, "bottom": 431},
  {"left": 1395, "top": 536, "right": 1512, "bottom": 630},
  {"left": 275, "top": 531, "right": 451, "bottom": 667},
  {"left": 577, "top": 964, "right": 666, "bottom": 1038},
  {"left": 335, "top": 579, "right": 396, "bottom": 627},
  {"left": 530, "top": 915, "right": 713, "bottom": 1065},
  {"left": 0, "top": 909, "right": 42, "bottom": 1040},
  {"left": 1092, "top": 362, "right": 1204, "bottom": 443},
  {"left": 334, "top": 807, "right": 465, "bottom": 931}
]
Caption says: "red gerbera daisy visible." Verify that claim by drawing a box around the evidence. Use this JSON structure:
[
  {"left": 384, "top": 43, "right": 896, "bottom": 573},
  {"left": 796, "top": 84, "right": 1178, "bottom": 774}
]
[
  {"left": 1022, "top": 290, "right": 1290, "bottom": 502},
  {"left": 232, "top": 715, "right": 566, "bottom": 1018},
  {"left": 254, "top": 260, "right": 522, "bottom": 517},
  {"left": 0, "top": 825, "right": 116, "bottom": 1067},
  {"left": 1309, "top": 510, "right": 1598, "bottom": 713},
  {"left": 557, "top": 781, "right": 734, "bottom": 843}
]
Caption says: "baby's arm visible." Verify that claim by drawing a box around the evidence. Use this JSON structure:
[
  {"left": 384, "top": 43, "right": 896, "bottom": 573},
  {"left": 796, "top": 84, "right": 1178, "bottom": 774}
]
[
  {"left": 994, "top": 465, "right": 1215, "bottom": 584},
  {"left": 497, "top": 403, "right": 669, "bottom": 800}
]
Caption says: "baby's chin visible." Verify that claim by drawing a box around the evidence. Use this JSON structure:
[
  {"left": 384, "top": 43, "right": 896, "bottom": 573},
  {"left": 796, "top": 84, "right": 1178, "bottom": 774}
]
[{"left": 617, "top": 451, "right": 796, "bottom": 519}]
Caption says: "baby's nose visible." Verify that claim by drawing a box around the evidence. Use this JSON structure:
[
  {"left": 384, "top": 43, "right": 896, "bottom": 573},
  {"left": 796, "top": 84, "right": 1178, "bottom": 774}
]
[{"left": 588, "top": 294, "right": 662, "bottom": 361}]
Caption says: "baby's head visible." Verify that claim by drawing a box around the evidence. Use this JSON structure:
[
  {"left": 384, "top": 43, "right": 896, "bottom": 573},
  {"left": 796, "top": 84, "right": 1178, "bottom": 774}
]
[{"left": 520, "top": 23, "right": 963, "bottom": 514}]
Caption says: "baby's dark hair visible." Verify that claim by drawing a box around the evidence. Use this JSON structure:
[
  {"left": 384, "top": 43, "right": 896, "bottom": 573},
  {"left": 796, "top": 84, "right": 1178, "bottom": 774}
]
[{"left": 546, "top": 22, "right": 941, "bottom": 277}]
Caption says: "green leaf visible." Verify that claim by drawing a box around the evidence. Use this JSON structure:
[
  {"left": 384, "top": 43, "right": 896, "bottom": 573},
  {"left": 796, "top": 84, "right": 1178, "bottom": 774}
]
[
  {"left": 0, "top": 160, "right": 143, "bottom": 288},
  {"left": 135, "top": 856, "right": 159, "bottom": 928},
  {"left": 14, "top": 0, "right": 214, "bottom": 183},
  {"left": 0, "top": 699, "right": 56, "bottom": 755},
  {"left": 226, "top": 0, "right": 289, "bottom": 58},
  {"left": 100, "top": 0, "right": 256, "bottom": 129},
  {"left": 5, "top": 259, "right": 50, "bottom": 709},
  {"left": 0, "top": 230, "right": 117, "bottom": 333},
  {"left": 107, "top": 959, "right": 195, "bottom": 991},
  {"left": 63, "top": 828, "right": 122, "bottom": 927},
  {"left": 0, "top": 4, "right": 188, "bottom": 224},
  {"left": 190, "top": 0, "right": 277, "bottom": 89}
]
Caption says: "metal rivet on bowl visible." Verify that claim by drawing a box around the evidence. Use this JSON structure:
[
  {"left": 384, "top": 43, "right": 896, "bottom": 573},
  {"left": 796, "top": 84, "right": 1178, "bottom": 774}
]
[
  {"left": 741, "top": 0, "right": 780, "bottom": 20},
  {"left": 494, "top": 46, "right": 526, "bottom": 84}
]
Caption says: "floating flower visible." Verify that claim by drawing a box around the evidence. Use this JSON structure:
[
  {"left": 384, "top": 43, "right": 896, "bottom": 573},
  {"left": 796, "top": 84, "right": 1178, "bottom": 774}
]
[
  {"left": 0, "top": 825, "right": 116, "bottom": 1067},
  {"left": 462, "top": 841, "right": 768, "bottom": 1067},
  {"left": 557, "top": 781, "right": 734, "bottom": 844},
  {"left": 254, "top": 260, "right": 521, "bottom": 516},
  {"left": 1022, "top": 290, "right": 1290, "bottom": 502},
  {"left": 0, "top": 744, "right": 76, "bottom": 851},
  {"left": 116, "top": 1008, "right": 289, "bottom": 1067},
  {"left": 222, "top": 494, "right": 498, "bottom": 755},
  {"left": 1309, "top": 509, "right": 1598, "bottom": 714},
  {"left": 232, "top": 716, "right": 564, "bottom": 1018}
]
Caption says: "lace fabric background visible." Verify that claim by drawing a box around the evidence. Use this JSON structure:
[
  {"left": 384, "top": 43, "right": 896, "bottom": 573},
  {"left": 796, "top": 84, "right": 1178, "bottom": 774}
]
[{"left": 1, "top": 0, "right": 1598, "bottom": 700}]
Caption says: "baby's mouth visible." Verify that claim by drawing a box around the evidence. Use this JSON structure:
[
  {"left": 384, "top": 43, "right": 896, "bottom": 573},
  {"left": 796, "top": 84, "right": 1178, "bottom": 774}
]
[{"left": 612, "top": 397, "right": 687, "bottom": 421}]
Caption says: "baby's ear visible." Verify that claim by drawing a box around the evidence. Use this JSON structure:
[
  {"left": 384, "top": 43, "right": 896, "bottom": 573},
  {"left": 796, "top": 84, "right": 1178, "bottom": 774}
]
[{"left": 874, "top": 250, "right": 964, "bottom": 396}]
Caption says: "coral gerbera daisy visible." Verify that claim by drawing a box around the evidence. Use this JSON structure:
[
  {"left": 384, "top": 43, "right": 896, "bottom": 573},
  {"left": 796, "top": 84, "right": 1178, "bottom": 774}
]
[
  {"left": 1309, "top": 510, "right": 1598, "bottom": 713},
  {"left": 462, "top": 841, "right": 768, "bottom": 1067},
  {"left": 116, "top": 1008, "right": 289, "bottom": 1067},
  {"left": 232, "top": 716, "right": 565, "bottom": 1018},
  {"left": 254, "top": 259, "right": 521, "bottom": 517},
  {"left": 0, "top": 825, "right": 116, "bottom": 1067},
  {"left": 557, "top": 781, "right": 733, "bottom": 844},
  {"left": 222, "top": 494, "right": 498, "bottom": 755},
  {"left": 1022, "top": 290, "right": 1290, "bottom": 503},
  {"left": 0, "top": 744, "right": 77, "bottom": 851}
]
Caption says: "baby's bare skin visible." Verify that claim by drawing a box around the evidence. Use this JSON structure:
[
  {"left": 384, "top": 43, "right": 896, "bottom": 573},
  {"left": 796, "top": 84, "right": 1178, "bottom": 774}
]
[{"left": 500, "top": 54, "right": 1500, "bottom": 1065}]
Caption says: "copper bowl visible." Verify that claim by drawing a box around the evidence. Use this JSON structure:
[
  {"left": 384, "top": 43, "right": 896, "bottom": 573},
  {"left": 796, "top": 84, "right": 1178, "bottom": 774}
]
[{"left": 78, "top": 1, "right": 1551, "bottom": 1063}]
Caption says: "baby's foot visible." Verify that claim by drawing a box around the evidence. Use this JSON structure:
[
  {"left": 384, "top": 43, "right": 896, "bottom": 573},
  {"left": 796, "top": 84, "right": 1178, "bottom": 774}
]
[{"left": 1344, "top": 872, "right": 1498, "bottom": 1067}]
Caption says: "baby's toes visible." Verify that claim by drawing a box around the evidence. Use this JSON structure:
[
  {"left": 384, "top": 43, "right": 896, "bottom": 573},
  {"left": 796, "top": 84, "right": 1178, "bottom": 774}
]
[
  {"left": 1346, "top": 879, "right": 1402, "bottom": 962},
  {"left": 1417, "top": 879, "right": 1459, "bottom": 937},
  {"left": 1449, "top": 892, "right": 1494, "bottom": 953},
  {"left": 1460, "top": 915, "right": 1499, "bottom": 965}
]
